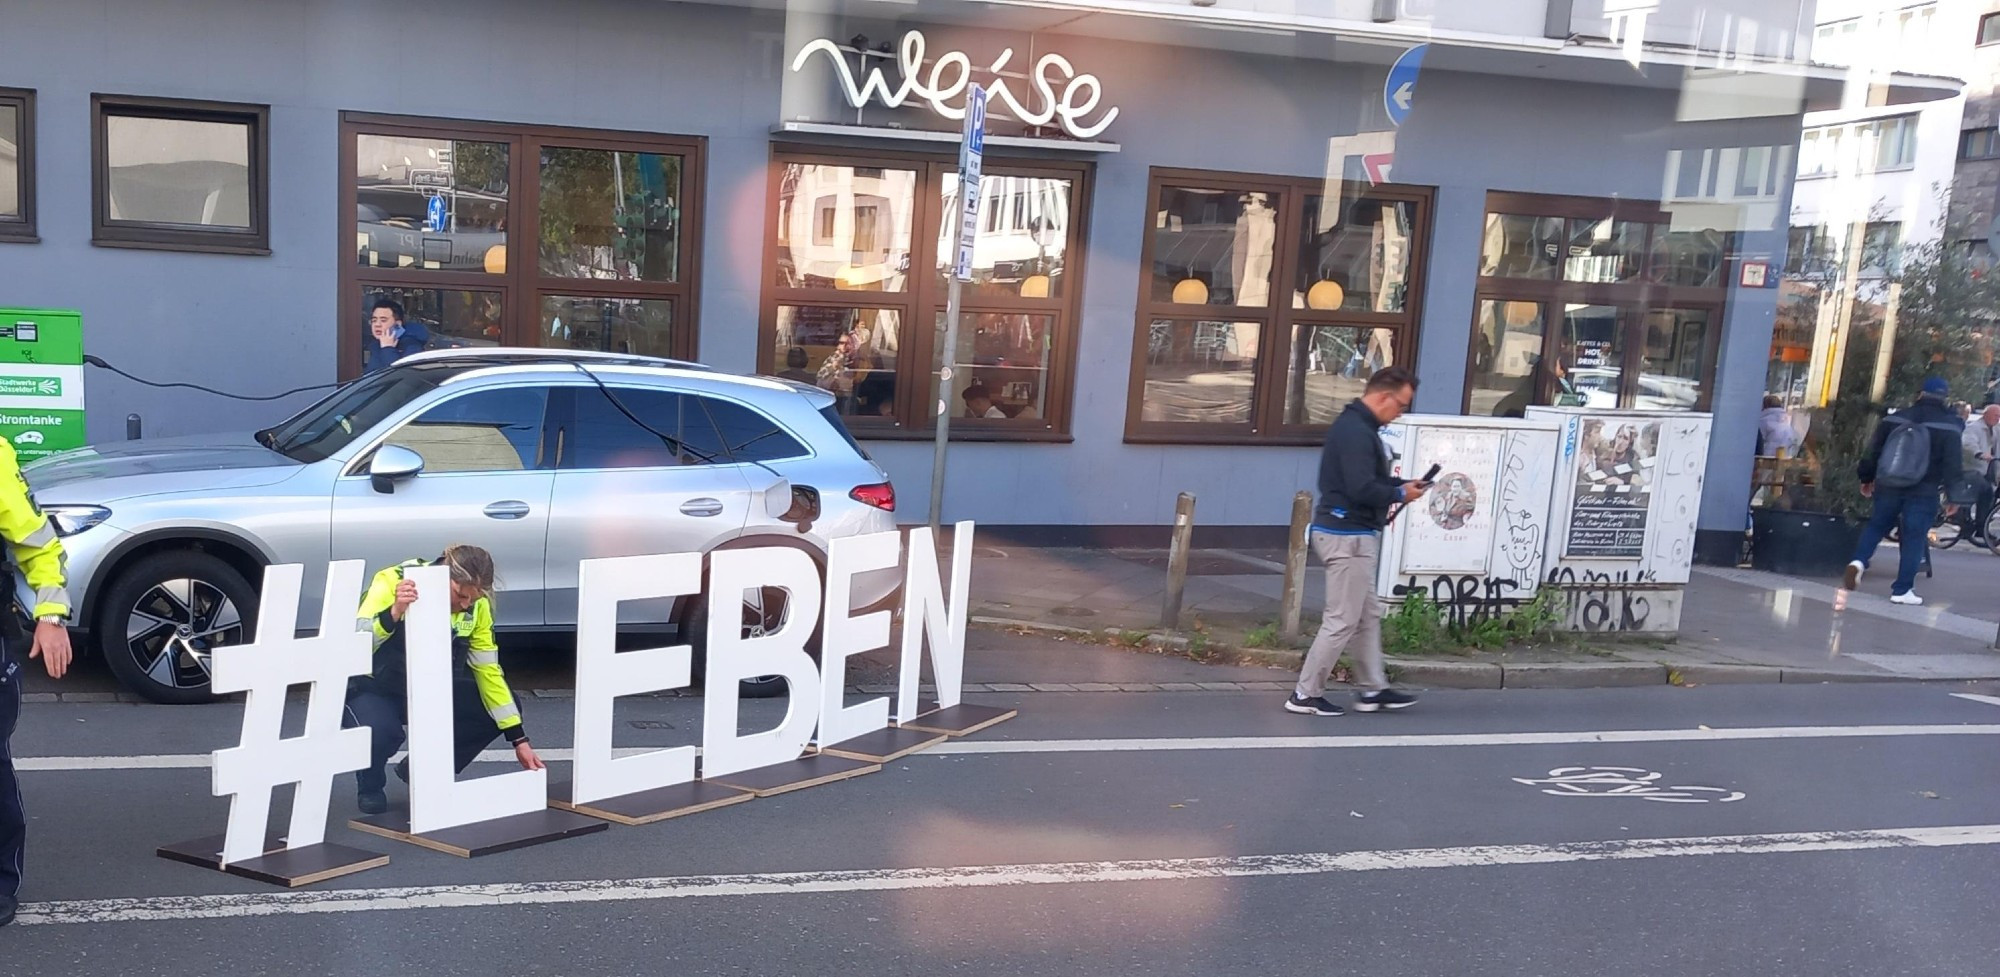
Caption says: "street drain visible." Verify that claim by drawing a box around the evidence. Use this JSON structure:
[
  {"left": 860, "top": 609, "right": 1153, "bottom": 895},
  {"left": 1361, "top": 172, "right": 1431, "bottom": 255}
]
[{"left": 627, "top": 720, "right": 676, "bottom": 730}]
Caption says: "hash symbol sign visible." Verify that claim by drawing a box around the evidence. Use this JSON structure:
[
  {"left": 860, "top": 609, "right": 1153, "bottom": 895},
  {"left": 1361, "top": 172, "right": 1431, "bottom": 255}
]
[{"left": 1513, "top": 766, "right": 1746, "bottom": 804}]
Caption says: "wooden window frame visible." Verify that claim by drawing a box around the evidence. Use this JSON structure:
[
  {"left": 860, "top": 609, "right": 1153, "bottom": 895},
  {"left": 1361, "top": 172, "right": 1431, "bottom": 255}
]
[
  {"left": 338, "top": 112, "right": 706, "bottom": 381},
  {"left": 1461, "top": 190, "right": 1729, "bottom": 416},
  {"left": 758, "top": 143, "right": 1093, "bottom": 443},
  {"left": 1124, "top": 167, "right": 1435, "bottom": 446},
  {"left": 91, "top": 94, "right": 269, "bottom": 254},
  {"left": 0, "top": 88, "right": 34, "bottom": 243}
]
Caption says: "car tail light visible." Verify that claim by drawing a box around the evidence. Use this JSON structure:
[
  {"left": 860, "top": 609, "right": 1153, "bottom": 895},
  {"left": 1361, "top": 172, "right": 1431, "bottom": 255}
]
[{"left": 850, "top": 482, "right": 896, "bottom": 511}]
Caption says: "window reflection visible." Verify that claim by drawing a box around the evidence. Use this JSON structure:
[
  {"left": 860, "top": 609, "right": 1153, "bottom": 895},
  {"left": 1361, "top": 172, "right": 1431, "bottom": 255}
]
[
  {"left": 106, "top": 115, "right": 251, "bottom": 228},
  {"left": 1470, "top": 300, "right": 1546, "bottom": 417},
  {"left": 1294, "top": 195, "right": 1414, "bottom": 313},
  {"left": 771, "top": 305, "right": 902, "bottom": 420},
  {"left": 1564, "top": 218, "right": 1647, "bottom": 283},
  {"left": 1284, "top": 326, "right": 1394, "bottom": 425},
  {"left": 1151, "top": 187, "right": 1279, "bottom": 306},
  {"left": 930, "top": 312, "right": 1053, "bottom": 421},
  {"left": 1480, "top": 214, "right": 1562, "bottom": 279},
  {"left": 540, "top": 296, "right": 675, "bottom": 358},
  {"left": 774, "top": 164, "right": 916, "bottom": 291},
  {"left": 358, "top": 286, "right": 502, "bottom": 374},
  {"left": 1139, "top": 319, "right": 1257, "bottom": 424},
  {"left": 539, "top": 148, "right": 680, "bottom": 282},
  {"left": 935, "top": 174, "right": 1072, "bottom": 300},
  {"left": 1559, "top": 303, "right": 1624, "bottom": 408},
  {"left": 1640, "top": 309, "right": 1708, "bottom": 410},
  {"left": 0, "top": 104, "right": 18, "bottom": 218},
  {"left": 355, "top": 135, "right": 509, "bottom": 273}
]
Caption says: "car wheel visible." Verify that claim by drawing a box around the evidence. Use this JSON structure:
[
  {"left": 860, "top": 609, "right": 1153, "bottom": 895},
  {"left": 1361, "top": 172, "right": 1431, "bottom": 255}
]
[
  {"left": 683, "top": 584, "right": 824, "bottom": 700},
  {"left": 95, "top": 551, "right": 258, "bottom": 705}
]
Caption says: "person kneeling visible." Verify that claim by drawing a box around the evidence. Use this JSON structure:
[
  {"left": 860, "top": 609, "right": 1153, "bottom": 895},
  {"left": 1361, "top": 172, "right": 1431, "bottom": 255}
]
[{"left": 344, "top": 544, "right": 544, "bottom": 815}]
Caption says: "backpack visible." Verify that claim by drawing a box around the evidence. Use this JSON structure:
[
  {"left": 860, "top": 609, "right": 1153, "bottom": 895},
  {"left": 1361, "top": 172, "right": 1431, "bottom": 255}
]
[{"left": 1874, "top": 413, "right": 1958, "bottom": 489}]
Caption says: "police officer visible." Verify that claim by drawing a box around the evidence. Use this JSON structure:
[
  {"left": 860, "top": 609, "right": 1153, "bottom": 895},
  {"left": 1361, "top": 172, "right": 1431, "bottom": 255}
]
[
  {"left": 0, "top": 438, "right": 71, "bottom": 927},
  {"left": 344, "top": 544, "right": 543, "bottom": 815}
]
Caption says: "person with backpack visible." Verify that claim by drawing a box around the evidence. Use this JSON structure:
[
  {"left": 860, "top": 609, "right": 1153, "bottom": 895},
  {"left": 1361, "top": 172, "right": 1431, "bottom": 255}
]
[{"left": 1844, "top": 377, "right": 1965, "bottom": 605}]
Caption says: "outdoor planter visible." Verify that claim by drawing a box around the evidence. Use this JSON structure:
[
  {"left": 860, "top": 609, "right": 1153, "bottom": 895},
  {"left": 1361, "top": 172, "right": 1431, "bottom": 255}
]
[{"left": 1749, "top": 508, "right": 1864, "bottom": 577}]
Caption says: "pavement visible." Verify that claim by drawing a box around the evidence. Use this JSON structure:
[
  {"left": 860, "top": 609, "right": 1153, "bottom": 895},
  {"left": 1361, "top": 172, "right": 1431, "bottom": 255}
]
[
  {"left": 963, "top": 538, "right": 2000, "bottom": 685},
  {"left": 5, "top": 642, "right": 2000, "bottom": 975}
]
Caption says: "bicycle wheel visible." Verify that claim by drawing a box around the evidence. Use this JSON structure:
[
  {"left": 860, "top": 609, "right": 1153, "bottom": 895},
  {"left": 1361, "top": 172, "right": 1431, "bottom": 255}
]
[
  {"left": 1987, "top": 507, "right": 2000, "bottom": 556},
  {"left": 1933, "top": 508, "right": 1967, "bottom": 549}
]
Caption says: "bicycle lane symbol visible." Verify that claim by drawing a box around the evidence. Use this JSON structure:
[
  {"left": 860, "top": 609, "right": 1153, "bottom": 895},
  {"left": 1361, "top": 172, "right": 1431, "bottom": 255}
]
[{"left": 1513, "top": 766, "right": 1746, "bottom": 804}]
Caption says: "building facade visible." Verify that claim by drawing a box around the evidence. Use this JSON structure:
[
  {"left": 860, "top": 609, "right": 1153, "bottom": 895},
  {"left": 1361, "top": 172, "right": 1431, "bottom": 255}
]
[{"left": 0, "top": 0, "right": 1955, "bottom": 555}]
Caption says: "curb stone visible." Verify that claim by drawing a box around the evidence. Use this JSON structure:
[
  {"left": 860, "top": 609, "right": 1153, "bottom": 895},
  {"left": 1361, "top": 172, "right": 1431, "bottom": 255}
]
[
  {"left": 1386, "top": 660, "right": 1503, "bottom": 690},
  {"left": 1503, "top": 662, "right": 1667, "bottom": 689}
]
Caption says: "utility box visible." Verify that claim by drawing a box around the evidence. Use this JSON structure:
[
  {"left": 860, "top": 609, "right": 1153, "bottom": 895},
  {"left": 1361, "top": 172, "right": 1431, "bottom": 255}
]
[
  {"left": 1374, "top": 414, "right": 1563, "bottom": 615},
  {"left": 0, "top": 308, "right": 86, "bottom": 461},
  {"left": 1526, "top": 407, "right": 1714, "bottom": 634}
]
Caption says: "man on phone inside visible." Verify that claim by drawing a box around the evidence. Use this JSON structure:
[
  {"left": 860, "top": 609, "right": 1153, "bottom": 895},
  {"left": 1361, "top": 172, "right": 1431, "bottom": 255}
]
[{"left": 1286, "top": 367, "right": 1430, "bottom": 717}]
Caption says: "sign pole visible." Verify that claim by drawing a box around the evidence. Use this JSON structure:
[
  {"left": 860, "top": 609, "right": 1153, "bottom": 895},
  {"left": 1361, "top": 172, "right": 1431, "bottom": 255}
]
[{"left": 929, "top": 84, "right": 986, "bottom": 536}]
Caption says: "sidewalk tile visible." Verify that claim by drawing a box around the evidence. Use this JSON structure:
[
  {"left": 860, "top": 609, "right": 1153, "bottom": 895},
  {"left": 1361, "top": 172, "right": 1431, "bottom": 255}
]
[
  {"left": 986, "top": 683, "right": 1035, "bottom": 692},
  {"left": 1157, "top": 682, "right": 1203, "bottom": 692},
  {"left": 1072, "top": 682, "right": 1121, "bottom": 692},
  {"left": 1195, "top": 682, "right": 1245, "bottom": 691},
  {"left": 1028, "top": 682, "right": 1079, "bottom": 692}
]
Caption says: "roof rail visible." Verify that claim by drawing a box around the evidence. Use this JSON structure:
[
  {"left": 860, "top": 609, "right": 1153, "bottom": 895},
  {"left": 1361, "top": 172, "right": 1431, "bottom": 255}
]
[{"left": 395, "top": 346, "right": 711, "bottom": 372}]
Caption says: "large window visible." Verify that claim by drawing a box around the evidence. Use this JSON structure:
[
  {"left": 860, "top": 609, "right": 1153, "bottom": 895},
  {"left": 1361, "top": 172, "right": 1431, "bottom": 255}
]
[
  {"left": 0, "top": 88, "right": 33, "bottom": 243},
  {"left": 1798, "top": 115, "right": 1919, "bottom": 178},
  {"left": 1126, "top": 169, "right": 1432, "bottom": 442},
  {"left": 759, "top": 147, "right": 1089, "bottom": 439},
  {"left": 340, "top": 114, "right": 703, "bottom": 379},
  {"left": 1981, "top": 12, "right": 2000, "bottom": 45},
  {"left": 1465, "top": 192, "right": 1727, "bottom": 416},
  {"left": 91, "top": 95, "right": 268, "bottom": 253}
]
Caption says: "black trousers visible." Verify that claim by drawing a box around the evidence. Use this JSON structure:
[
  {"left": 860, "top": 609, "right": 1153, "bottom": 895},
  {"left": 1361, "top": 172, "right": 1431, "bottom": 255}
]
[
  {"left": 0, "top": 648, "right": 21, "bottom": 906},
  {"left": 343, "top": 677, "right": 503, "bottom": 794}
]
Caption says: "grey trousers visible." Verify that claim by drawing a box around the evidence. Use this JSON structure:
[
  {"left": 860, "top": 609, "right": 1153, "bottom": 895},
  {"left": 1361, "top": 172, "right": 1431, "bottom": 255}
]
[{"left": 1293, "top": 532, "right": 1389, "bottom": 698}]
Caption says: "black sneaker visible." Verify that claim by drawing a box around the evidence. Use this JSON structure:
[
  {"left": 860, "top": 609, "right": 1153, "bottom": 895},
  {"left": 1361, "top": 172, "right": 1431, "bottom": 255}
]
[
  {"left": 0, "top": 899, "right": 15, "bottom": 927},
  {"left": 1283, "top": 694, "right": 1344, "bottom": 716},
  {"left": 393, "top": 758, "right": 409, "bottom": 784},
  {"left": 1353, "top": 689, "right": 1418, "bottom": 712},
  {"left": 357, "top": 789, "right": 389, "bottom": 816}
]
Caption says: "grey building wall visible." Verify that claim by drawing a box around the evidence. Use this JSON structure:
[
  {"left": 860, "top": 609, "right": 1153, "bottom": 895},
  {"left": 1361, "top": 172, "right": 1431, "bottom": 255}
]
[
  {"left": 1950, "top": 2, "right": 2000, "bottom": 251},
  {"left": 1, "top": 0, "right": 1795, "bottom": 539}
]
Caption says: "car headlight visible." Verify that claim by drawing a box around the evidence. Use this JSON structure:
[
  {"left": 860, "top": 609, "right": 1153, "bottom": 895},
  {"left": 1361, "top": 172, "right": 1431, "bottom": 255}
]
[{"left": 44, "top": 505, "right": 111, "bottom": 537}]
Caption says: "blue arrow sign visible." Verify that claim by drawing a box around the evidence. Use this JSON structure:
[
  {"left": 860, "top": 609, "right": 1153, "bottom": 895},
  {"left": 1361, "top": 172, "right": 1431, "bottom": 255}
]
[
  {"left": 424, "top": 194, "right": 447, "bottom": 233},
  {"left": 1384, "top": 43, "right": 1427, "bottom": 127}
]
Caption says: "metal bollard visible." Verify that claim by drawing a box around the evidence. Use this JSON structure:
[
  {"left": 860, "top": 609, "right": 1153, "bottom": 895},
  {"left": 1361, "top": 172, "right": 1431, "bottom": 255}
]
[
  {"left": 126, "top": 413, "right": 142, "bottom": 440},
  {"left": 1161, "top": 493, "right": 1196, "bottom": 629},
  {"left": 1279, "top": 490, "right": 1313, "bottom": 641}
]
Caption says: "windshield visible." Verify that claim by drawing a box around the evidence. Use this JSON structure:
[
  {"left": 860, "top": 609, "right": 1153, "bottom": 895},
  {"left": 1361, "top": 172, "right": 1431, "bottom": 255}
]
[{"left": 261, "top": 367, "right": 450, "bottom": 464}]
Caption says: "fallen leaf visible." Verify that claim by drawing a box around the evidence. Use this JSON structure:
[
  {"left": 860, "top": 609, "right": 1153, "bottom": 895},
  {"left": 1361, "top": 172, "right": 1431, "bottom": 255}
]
[
  {"left": 1919, "top": 790, "right": 1940, "bottom": 799},
  {"left": 1698, "top": 724, "right": 1712, "bottom": 731},
  {"left": 1170, "top": 803, "right": 1185, "bottom": 809},
  {"left": 1349, "top": 811, "right": 1365, "bottom": 818}
]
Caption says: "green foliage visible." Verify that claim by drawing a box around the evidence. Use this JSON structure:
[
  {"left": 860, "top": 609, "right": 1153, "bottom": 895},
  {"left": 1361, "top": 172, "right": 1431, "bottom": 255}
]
[
  {"left": 1243, "top": 622, "right": 1282, "bottom": 649},
  {"left": 1384, "top": 587, "right": 1564, "bottom": 656}
]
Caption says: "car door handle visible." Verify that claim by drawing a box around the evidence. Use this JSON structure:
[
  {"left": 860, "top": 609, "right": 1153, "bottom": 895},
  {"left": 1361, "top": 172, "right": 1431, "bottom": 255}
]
[
  {"left": 679, "top": 498, "right": 726, "bottom": 517},
  {"left": 483, "top": 501, "right": 532, "bottom": 520}
]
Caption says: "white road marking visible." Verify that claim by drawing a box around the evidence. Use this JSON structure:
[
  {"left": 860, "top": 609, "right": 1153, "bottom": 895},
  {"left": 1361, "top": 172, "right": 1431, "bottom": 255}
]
[
  {"left": 1511, "top": 766, "right": 1745, "bottom": 803},
  {"left": 1950, "top": 692, "right": 2000, "bottom": 708},
  {"left": 17, "top": 823, "right": 2000, "bottom": 926},
  {"left": 19, "top": 724, "right": 2000, "bottom": 772}
]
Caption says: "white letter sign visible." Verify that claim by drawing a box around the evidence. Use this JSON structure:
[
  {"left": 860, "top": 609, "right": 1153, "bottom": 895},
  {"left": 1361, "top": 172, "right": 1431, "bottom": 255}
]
[
  {"left": 210, "top": 562, "right": 372, "bottom": 865},
  {"left": 700, "top": 547, "right": 825, "bottom": 778},
  {"left": 405, "top": 565, "right": 546, "bottom": 834},
  {"left": 572, "top": 552, "right": 702, "bottom": 805},
  {"left": 818, "top": 532, "right": 899, "bottom": 748},
  {"left": 897, "top": 522, "right": 974, "bottom": 725},
  {"left": 790, "top": 30, "right": 1119, "bottom": 139}
]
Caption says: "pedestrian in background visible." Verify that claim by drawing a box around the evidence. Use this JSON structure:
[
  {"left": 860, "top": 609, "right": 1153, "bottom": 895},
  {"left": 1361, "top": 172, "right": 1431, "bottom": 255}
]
[
  {"left": 0, "top": 437, "right": 72, "bottom": 928},
  {"left": 1286, "top": 366, "right": 1429, "bottom": 717},
  {"left": 1844, "top": 377, "right": 1964, "bottom": 605},
  {"left": 1962, "top": 403, "right": 2000, "bottom": 544}
]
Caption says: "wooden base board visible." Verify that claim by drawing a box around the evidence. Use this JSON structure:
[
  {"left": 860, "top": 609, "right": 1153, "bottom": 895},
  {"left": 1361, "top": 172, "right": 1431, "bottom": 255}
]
[
  {"left": 901, "top": 703, "right": 1018, "bottom": 736},
  {"left": 157, "top": 834, "right": 386, "bottom": 888},
  {"left": 548, "top": 779, "right": 756, "bottom": 825},
  {"left": 819, "top": 725, "right": 949, "bottom": 763},
  {"left": 223, "top": 844, "right": 390, "bottom": 887},
  {"left": 702, "top": 753, "right": 881, "bottom": 797},
  {"left": 349, "top": 807, "right": 609, "bottom": 858}
]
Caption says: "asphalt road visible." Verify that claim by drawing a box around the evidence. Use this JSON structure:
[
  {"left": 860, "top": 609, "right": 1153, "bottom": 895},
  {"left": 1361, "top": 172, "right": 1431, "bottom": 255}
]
[{"left": 4, "top": 643, "right": 1999, "bottom": 976}]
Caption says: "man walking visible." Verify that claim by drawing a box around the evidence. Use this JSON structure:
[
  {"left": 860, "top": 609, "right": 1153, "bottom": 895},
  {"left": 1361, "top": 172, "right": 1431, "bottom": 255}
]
[
  {"left": 0, "top": 438, "right": 71, "bottom": 927},
  {"left": 1962, "top": 403, "right": 2000, "bottom": 544},
  {"left": 1287, "top": 366, "right": 1429, "bottom": 716},
  {"left": 1844, "top": 377, "right": 1964, "bottom": 605}
]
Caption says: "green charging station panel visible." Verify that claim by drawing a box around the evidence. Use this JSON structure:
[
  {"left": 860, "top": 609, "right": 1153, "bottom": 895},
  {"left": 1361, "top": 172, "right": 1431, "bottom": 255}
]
[{"left": 0, "top": 309, "right": 85, "bottom": 461}]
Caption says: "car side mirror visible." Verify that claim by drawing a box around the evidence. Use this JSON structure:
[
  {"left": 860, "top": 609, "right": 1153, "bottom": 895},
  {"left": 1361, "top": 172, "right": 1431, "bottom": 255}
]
[
  {"left": 762, "top": 477, "right": 793, "bottom": 519},
  {"left": 369, "top": 444, "right": 425, "bottom": 494}
]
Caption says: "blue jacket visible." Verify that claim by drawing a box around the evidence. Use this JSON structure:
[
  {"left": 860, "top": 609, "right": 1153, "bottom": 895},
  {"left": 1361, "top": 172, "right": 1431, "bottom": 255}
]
[
  {"left": 1312, "top": 400, "right": 1403, "bottom": 533},
  {"left": 364, "top": 319, "right": 431, "bottom": 373}
]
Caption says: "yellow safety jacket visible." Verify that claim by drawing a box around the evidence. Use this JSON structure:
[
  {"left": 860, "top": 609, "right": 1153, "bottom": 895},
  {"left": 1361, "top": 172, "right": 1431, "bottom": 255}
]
[
  {"left": 0, "top": 439, "right": 69, "bottom": 620},
  {"left": 355, "top": 559, "right": 525, "bottom": 743}
]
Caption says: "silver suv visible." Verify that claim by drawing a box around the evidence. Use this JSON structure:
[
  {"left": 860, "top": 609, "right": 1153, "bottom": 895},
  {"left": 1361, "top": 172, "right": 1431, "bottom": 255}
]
[{"left": 25, "top": 349, "right": 900, "bottom": 703}]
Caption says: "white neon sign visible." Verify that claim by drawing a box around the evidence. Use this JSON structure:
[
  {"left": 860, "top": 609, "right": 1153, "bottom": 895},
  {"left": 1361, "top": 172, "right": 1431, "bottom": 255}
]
[{"left": 790, "top": 30, "right": 1120, "bottom": 140}]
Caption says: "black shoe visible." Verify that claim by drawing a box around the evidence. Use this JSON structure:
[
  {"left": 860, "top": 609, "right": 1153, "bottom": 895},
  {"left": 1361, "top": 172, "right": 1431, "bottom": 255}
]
[
  {"left": 1283, "top": 694, "right": 1344, "bottom": 716},
  {"left": 357, "top": 789, "right": 389, "bottom": 816},
  {"left": 393, "top": 758, "right": 409, "bottom": 784},
  {"left": 1353, "top": 689, "right": 1418, "bottom": 712},
  {"left": 0, "top": 900, "right": 15, "bottom": 927}
]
